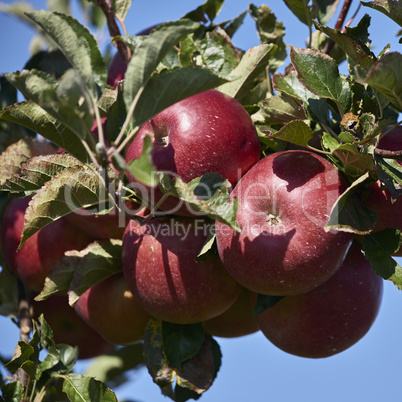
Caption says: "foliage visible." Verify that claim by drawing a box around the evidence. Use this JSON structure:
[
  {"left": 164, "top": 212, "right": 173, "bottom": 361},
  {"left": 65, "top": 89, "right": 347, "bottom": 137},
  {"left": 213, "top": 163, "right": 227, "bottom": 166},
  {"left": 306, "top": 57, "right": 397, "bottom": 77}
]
[{"left": 0, "top": 0, "right": 402, "bottom": 400}]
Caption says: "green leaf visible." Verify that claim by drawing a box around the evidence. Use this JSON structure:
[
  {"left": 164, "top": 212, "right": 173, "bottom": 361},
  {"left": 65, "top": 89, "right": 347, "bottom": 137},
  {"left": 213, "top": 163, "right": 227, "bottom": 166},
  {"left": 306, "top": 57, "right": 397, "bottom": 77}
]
[
  {"left": 322, "top": 132, "right": 375, "bottom": 177},
  {"left": 67, "top": 239, "right": 123, "bottom": 305},
  {"left": 1, "top": 153, "right": 83, "bottom": 195},
  {"left": 283, "top": 0, "right": 313, "bottom": 27},
  {"left": 362, "top": 0, "right": 402, "bottom": 27},
  {"left": 198, "top": 28, "right": 241, "bottom": 76},
  {"left": 84, "top": 344, "right": 144, "bottom": 387},
  {"left": 253, "top": 294, "right": 284, "bottom": 316},
  {"left": 184, "top": 0, "right": 224, "bottom": 23},
  {"left": 162, "top": 322, "right": 205, "bottom": 370},
  {"left": 0, "top": 381, "right": 24, "bottom": 402},
  {"left": 326, "top": 172, "right": 377, "bottom": 234},
  {"left": 365, "top": 52, "right": 402, "bottom": 111},
  {"left": 217, "top": 10, "right": 247, "bottom": 39},
  {"left": 316, "top": 0, "right": 340, "bottom": 25},
  {"left": 362, "top": 229, "right": 402, "bottom": 290},
  {"left": 248, "top": 4, "right": 287, "bottom": 72},
  {"left": 158, "top": 173, "right": 240, "bottom": 231},
  {"left": 25, "top": 10, "right": 107, "bottom": 96},
  {"left": 62, "top": 373, "right": 117, "bottom": 402},
  {"left": 5, "top": 342, "right": 35, "bottom": 373},
  {"left": 195, "top": 229, "right": 217, "bottom": 262},
  {"left": 254, "top": 96, "right": 306, "bottom": 125},
  {"left": 313, "top": 20, "right": 375, "bottom": 72},
  {"left": 218, "top": 43, "right": 277, "bottom": 101},
  {"left": 4, "top": 70, "right": 94, "bottom": 143},
  {"left": 124, "top": 19, "right": 200, "bottom": 112},
  {"left": 272, "top": 70, "right": 330, "bottom": 124},
  {"left": 112, "top": 0, "right": 131, "bottom": 21},
  {"left": 131, "top": 66, "right": 231, "bottom": 129},
  {"left": 290, "top": 46, "right": 352, "bottom": 113},
  {"left": 0, "top": 100, "right": 90, "bottom": 161},
  {"left": 126, "top": 135, "right": 157, "bottom": 187},
  {"left": 375, "top": 156, "right": 402, "bottom": 199},
  {"left": 271, "top": 120, "right": 315, "bottom": 148},
  {"left": 19, "top": 164, "right": 112, "bottom": 246},
  {"left": 0, "top": 137, "right": 56, "bottom": 189},
  {"left": 0, "top": 268, "right": 19, "bottom": 318}
]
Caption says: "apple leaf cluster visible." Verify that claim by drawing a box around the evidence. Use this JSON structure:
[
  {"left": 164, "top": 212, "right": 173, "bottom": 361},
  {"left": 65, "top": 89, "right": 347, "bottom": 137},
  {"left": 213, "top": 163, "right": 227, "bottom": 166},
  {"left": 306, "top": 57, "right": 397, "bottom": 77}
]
[{"left": 0, "top": 0, "right": 401, "bottom": 401}]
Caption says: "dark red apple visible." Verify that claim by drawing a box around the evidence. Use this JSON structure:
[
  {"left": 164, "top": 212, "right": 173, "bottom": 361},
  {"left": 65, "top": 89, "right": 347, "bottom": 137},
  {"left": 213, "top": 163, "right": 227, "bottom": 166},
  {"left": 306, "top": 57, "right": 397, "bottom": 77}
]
[
  {"left": 215, "top": 150, "right": 354, "bottom": 296},
  {"left": 125, "top": 89, "right": 261, "bottom": 215},
  {"left": 74, "top": 272, "right": 151, "bottom": 345},
  {"left": 203, "top": 287, "right": 259, "bottom": 338},
  {"left": 122, "top": 216, "right": 242, "bottom": 324},
  {"left": 255, "top": 241, "right": 383, "bottom": 358},
  {"left": 0, "top": 197, "right": 93, "bottom": 291},
  {"left": 378, "top": 125, "right": 402, "bottom": 166},
  {"left": 362, "top": 126, "right": 402, "bottom": 255},
  {"left": 32, "top": 294, "right": 113, "bottom": 360}
]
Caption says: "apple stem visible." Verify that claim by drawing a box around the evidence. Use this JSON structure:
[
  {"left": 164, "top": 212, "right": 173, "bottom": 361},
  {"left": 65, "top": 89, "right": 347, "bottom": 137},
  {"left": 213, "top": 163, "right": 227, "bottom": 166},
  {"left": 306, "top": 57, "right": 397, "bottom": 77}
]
[{"left": 141, "top": 193, "right": 170, "bottom": 226}]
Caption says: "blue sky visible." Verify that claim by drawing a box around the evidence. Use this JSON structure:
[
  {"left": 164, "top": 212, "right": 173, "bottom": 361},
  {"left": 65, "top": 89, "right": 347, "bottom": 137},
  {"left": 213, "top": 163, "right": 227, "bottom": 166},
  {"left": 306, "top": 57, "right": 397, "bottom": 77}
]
[{"left": 1, "top": 1, "right": 402, "bottom": 401}]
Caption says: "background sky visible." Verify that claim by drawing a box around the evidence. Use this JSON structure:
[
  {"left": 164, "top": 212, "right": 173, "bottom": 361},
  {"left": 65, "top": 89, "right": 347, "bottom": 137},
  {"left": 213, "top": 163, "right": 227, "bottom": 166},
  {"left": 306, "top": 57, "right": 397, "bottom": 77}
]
[{"left": 1, "top": 1, "right": 402, "bottom": 402}]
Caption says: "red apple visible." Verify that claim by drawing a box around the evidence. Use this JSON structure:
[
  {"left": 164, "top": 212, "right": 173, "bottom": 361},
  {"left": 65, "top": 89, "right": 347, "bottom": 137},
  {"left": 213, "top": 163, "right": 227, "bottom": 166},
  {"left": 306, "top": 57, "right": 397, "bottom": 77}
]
[
  {"left": 0, "top": 197, "right": 94, "bottom": 291},
  {"left": 378, "top": 125, "right": 402, "bottom": 166},
  {"left": 215, "top": 150, "right": 354, "bottom": 296},
  {"left": 32, "top": 294, "right": 113, "bottom": 360},
  {"left": 255, "top": 241, "right": 383, "bottom": 358},
  {"left": 203, "top": 287, "right": 259, "bottom": 338},
  {"left": 74, "top": 272, "right": 151, "bottom": 345},
  {"left": 122, "top": 216, "right": 242, "bottom": 324},
  {"left": 125, "top": 89, "right": 261, "bottom": 215}
]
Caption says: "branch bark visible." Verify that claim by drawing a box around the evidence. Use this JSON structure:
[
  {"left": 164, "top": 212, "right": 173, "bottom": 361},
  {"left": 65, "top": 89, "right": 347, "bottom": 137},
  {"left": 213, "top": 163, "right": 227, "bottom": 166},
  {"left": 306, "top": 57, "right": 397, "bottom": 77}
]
[
  {"left": 322, "top": 0, "right": 354, "bottom": 54},
  {"left": 96, "top": 0, "right": 130, "bottom": 63}
]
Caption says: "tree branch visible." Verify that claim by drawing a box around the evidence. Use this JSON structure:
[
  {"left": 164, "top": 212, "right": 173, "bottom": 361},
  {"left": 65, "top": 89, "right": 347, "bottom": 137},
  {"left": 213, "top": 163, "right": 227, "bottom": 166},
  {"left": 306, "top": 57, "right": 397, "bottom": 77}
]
[
  {"left": 373, "top": 148, "right": 402, "bottom": 159},
  {"left": 16, "top": 279, "right": 32, "bottom": 388},
  {"left": 323, "top": 0, "right": 354, "bottom": 54},
  {"left": 96, "top": 0, "right": 130, "bottom": 64}
]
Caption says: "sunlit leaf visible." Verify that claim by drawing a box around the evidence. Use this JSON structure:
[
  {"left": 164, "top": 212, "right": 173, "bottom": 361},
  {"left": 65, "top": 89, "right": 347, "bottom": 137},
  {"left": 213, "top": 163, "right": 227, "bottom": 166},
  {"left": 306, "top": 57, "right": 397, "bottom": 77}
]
[
  {"left": 1, "top": 153, "right": 83, "bottom": 195},
  {"left": 112, "top": 0, "right": 132, "bottom": 21},
  {"left": 25, "top": 10, "right": 107, "bottom": 96},
  {"left": 124, "top": 19, "right": 200, "bottom": 112},
  {"left": 248, "top": 4, "right": 287, "bottom": 71},
  {"left": 0, "top": 100, "right": 89, "bottom": 161},
  {"left": 290, "top": 46, "right": 352, "bottom": 113},
  {"left": 218, "top": 44, "right": 276, "bottom": 100},
  {"left": 362, "top": 0, "right": 402, "bottom": 27},
  {"left": 19, "top": 164, "right": 113, "bottom": 246},
  {"left": 62, "top": 373, "right": 117, "bottom": 402},
  {"left": 365, "top": 52, "right": 402, "bottom": 111},
  {"left": 67, "top": 239, "right": 123, "bottom": 305}
]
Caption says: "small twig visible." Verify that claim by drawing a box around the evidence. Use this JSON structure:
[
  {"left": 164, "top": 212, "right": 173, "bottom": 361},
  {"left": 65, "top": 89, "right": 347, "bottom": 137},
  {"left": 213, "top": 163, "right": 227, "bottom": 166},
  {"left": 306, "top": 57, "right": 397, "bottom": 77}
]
[
  {"left": 16, "top": 279, "right": 32, "bottom": 389},
  {"left": 373, "top": 148, "right": 402, "bottom": 159},
  {"left": 96, "top": 0, "right": 130, "bottom": 63},
  {"left": 322, "top": 0, "right": 354, "bottom": 54}
]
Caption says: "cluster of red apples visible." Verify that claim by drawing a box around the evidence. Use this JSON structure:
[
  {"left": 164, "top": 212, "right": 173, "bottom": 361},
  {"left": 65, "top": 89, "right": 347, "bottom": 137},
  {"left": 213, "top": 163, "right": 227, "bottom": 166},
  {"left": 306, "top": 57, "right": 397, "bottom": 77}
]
[{"left": 2, "top": 46, "right": 402, "bottom": 361}]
